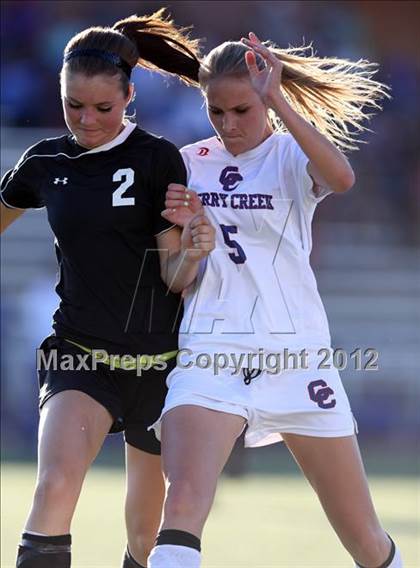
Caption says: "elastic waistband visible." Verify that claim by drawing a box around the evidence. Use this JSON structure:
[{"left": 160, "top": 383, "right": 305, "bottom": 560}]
[{"left": 63, "top": 338, "right": 177, "bottom": 371}]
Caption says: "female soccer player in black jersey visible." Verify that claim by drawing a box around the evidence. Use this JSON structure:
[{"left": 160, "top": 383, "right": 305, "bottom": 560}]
[{"left": 0, "top": 10, "right": 214, "bottom": 568}]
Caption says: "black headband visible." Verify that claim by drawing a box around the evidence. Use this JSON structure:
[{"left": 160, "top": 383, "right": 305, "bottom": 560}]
[{"left": 64, "top": 48, "right": 132, "bottom": 79}]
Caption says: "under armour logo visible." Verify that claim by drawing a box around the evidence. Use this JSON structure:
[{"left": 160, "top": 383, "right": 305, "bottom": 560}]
[
  {"left": 242, "top": 368, "right": 262, "bottom": 385},
  {"left": 308, "top": 380, "right": 336, "bottom": 409},
  {"left": 197, "top": 147, "right": 209, "bottom": 156},
  {"left": 53, "top": 177, "right": 68, "bottom": 185}
]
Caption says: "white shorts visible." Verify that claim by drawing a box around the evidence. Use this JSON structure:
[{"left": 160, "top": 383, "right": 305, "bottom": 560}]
[{"left": 151, "top": 351, "right": 357, "bottom": 448}]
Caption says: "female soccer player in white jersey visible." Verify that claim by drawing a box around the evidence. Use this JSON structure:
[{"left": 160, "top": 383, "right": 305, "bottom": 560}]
[
  {"left": 0, "top": 10, "right": 215, "bottom": 568},
  {"left": 146, "top": 33, "right": 403, "bottom": 568}
]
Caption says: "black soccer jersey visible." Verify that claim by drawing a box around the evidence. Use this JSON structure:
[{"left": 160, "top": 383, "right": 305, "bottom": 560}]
[{"left": 1, "top": 121, "right": 185, "bottom": 355}]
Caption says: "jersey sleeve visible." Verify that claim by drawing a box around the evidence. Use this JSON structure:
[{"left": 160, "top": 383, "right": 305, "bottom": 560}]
[
  {"left": 284, "top": 135, "right": 333, "bottom": 205},
  {"left": 152, "top": 140, "right": 187, "bottom": 236},
  {"left": 0, "top": 145, "right": 45, "bottom": 209},
  {"left": 180, "top": 147, "right": 192, "bottom": 184}
]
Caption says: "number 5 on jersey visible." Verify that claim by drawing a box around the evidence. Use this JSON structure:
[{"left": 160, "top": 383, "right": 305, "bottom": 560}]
[
  {"left": 220, "top": 224, "right": 247, "bottom": 264},
  {"left": 112, "top": 168, "right": 135, "bottom": 207}
]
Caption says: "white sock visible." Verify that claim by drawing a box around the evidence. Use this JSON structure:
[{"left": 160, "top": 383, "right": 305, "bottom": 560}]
[{"left": 148, "top": 544, "right": 201, "bottom": 568}]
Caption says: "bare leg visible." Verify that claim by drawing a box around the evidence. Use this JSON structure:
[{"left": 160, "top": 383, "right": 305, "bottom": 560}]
[
  {"left": 125, "top": 446, "right": 165, "bottom": 566},
  {"left": 25, "top": 390, "right": 113, "bottom": 534},
  {"left": 282, "top": 433, "right": 392, "bottom": 567},
  {"left": 160, "top": 405, "right": 246, "bottom": 536}
]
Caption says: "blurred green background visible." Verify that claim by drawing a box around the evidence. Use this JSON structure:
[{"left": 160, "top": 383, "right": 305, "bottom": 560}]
[{"left": 2, "top": 456, "right": 419, "bottom": 567}]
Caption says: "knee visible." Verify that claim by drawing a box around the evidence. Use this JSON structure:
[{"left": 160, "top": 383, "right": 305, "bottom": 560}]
[
  {"left": 34, "top": 466, "right": 82, "bottom": 504},
  {"left": 165, "top": 479, "right": 211, "bottom": 522}
]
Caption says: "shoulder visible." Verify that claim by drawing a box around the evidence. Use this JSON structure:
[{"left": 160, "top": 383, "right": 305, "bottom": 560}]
[
  {"left": 131, "top": 128, "right": 181, "bottom": 158},
  {"left": 268, "top": 131, "right": 295, "bottom": 154},
  {"left": 274, "top": 132, "right": 305, "bottom": 157},
  {"left": 16, "top": 135, "right": 71, "bottom": 167},
  {"left": 180, "top": 136, "right": 219, "bottom": 159},
  {"left": 264, "top": 132, "right": 309, "bottom": 171},
  {"left": 129, "top": 130, "right": 186, "bottom": 186}
]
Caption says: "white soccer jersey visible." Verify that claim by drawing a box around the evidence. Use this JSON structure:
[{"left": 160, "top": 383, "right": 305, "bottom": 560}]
[{"left": 179, "top": 132, "right": 333, "bottom": 360}]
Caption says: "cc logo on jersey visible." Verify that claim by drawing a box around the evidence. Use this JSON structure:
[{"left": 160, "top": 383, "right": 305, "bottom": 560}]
[
  {"left": 307, "top": 379, "right": 336, "bottom": 409},
  {"left": 219, "top": 166, "right": 243, "bottom": 192}
]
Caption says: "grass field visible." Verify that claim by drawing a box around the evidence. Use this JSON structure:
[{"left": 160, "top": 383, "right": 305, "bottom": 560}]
[{"left": 1, "top": 464, "right": 419, "bottom": 567}]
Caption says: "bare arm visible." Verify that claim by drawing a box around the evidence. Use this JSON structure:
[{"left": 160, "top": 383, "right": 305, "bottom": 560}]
[
  {"left": 243, "top": 34, "right": 355, "bottom": 193},
  {"left": 270, "top": 95, "right": 355, "bottom": 193},
  {"left": 1, "top": 203, "right": 25, "bottom": 234},
  {"left": 156, "top": 215, "right": 215, "bottom": 293}
]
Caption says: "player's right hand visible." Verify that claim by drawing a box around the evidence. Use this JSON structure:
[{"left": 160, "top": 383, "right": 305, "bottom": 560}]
[{"left": 161, "top": 183, "right": 203, "bottom": 227}]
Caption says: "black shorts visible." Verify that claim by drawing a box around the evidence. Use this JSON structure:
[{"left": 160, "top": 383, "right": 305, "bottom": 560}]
[{"left": 38, "top": 335, "right": 175, "bottom": 455}]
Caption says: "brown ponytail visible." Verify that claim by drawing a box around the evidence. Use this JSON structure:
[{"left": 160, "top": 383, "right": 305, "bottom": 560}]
[
  {"left": 113, "top": 8, "right": 201, "bottom": 86},
  {"left": 61, "top": 8, "right": 202, "bottom": 96}
]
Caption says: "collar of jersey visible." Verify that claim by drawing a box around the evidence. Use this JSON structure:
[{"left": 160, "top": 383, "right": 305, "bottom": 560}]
[
  {"left": 216, "top": 131, "right": 278, "bottom": 161},
  {"left": 76, "top": 120, "right": 137, "bottom": 155}
]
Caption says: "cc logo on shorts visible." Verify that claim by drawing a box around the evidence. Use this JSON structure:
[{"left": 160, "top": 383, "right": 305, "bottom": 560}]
[{"left": 307, "top": 379, "right": 336, "bottom": 409}]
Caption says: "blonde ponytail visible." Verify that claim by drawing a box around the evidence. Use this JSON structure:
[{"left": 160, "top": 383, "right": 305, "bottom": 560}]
[{"left": 268, "top": 43, "right": 390, "bottom": 151}]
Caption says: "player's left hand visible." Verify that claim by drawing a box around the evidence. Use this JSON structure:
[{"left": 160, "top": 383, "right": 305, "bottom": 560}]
[
  {"left": 162, "top": 183, "right": 204, "bottom": 227},
  {"left": 181, "top": 213, "right": 216, "bottom": 261},
  {"left": 241, "top": 32, "right": 284, "bottom": 107}
]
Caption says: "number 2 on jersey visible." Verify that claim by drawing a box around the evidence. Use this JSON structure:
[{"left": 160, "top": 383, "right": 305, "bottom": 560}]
[
  {"left": 112, "top": 168, "right": 135, "bottom": 207},
  {"left": 220, "top": 224, "right": 247, "bottom": 264}
]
